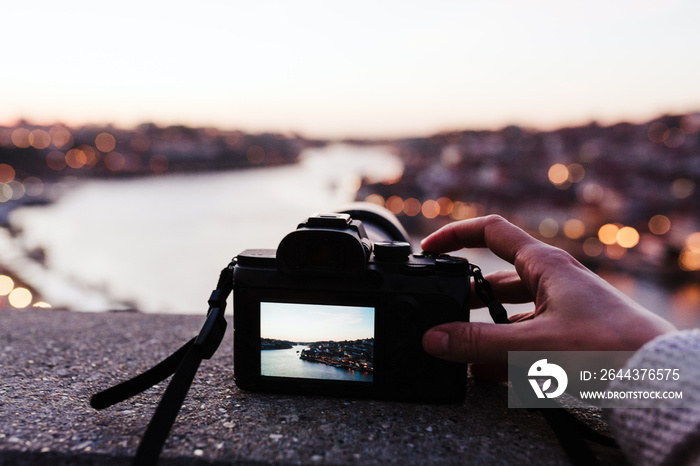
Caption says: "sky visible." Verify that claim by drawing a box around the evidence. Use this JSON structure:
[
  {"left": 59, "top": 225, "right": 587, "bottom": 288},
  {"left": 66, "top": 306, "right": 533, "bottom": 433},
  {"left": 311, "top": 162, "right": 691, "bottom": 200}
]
[
  {"left": 2, "top": 0, "right": 699, "bottom": 139},
  {"left": 261, "top": 302, "right": 374, "bottom": 342}
]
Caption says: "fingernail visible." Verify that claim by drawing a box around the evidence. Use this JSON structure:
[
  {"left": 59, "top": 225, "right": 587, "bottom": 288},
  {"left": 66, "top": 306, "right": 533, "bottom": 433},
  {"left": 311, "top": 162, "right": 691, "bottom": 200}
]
[{"left": 424, "top": 330, "right": 449, "bottom": 356}]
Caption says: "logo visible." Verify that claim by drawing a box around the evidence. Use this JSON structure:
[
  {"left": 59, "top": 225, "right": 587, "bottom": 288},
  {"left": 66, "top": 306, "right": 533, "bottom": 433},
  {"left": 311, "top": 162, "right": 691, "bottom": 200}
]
[{"left": 528, "top": 359, "right": 568, "bottom": 398}]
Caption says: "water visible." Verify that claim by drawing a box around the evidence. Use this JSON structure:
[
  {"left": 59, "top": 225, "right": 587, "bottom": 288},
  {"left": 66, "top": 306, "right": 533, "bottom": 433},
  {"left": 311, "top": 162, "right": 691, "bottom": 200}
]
[
  {"left": 261, "top": 345, "right": 372, "bottom": 382},
  {"left": 5, "top": 143, "right": 402, "bottom": 312}
]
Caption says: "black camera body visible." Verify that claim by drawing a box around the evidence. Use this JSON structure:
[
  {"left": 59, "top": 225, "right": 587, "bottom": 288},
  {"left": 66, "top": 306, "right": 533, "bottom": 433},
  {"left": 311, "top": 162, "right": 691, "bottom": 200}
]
[{"left": 233, "top": 206, "right": 470, "bottom": 403}]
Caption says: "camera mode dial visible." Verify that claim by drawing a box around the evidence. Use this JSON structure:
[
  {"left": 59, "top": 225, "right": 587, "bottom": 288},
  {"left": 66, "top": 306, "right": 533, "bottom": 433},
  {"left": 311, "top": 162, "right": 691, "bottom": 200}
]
[{"left": 373, "top": 241, "right": 412, "bottom": 261}]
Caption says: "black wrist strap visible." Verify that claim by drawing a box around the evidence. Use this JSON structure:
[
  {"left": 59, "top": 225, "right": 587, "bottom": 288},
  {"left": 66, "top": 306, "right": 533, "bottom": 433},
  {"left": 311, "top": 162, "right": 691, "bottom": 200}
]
[{"left": 90, "top": 261, "right": 235, "bottom": 465}]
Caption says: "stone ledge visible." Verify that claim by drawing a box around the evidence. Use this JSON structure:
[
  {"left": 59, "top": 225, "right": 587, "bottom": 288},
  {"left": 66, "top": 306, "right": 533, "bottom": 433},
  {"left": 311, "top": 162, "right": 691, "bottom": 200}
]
[{"left": 0, "top": 310, "right": 624, "bottom": 465}]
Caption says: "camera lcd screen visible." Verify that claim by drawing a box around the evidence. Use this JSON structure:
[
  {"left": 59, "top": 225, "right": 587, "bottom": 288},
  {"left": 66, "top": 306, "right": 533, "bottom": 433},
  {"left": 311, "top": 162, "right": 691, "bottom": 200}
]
[{"left": 260, "top": 302, "right": 375, "bottom": 383}]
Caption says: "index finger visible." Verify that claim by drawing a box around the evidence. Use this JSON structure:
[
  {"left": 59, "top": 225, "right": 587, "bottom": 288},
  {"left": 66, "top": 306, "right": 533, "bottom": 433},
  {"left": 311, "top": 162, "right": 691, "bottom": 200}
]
[
  {"left": 420, "top": 215, "right": 539, "bottom": 265},
  {"left": 421, "top": 215, "right": 570, "bottom": 298}
]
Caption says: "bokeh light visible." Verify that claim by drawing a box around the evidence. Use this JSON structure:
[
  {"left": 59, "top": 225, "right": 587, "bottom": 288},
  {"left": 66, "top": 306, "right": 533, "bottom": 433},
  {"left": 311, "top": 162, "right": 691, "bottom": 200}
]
[
  {"left": 436, "top": 197, "right": 453, "bottom": 216},
  {"left": 566, "top": 163, "right": 585, "bottom": 183},
  {"left": 563, "top": 218, "right": 585, "bottom": 239},
  {"left": 605, "top": 244, "right": 627, "bottom": 260},
  {"left": 648, "top": 215, "right": 671, "bottom": 235},
  {"left": 421, "top": 200, "right": 440, "bottom": 219},
  {"left": 8, "top": 287, "right": 32, "bottom": 309},
  {"left": 687, "top": 232, "right": 700, "bottom": 253},
  {"left": 66, "top": 148, "right": 88, "bottom": 169},
  {"left": 450, "top": 202, "right": 478, "bottom": 220},
  {"left": 670, "top": 178, "right": 695, "bottom": 199},
  {"left": 47, "top": 151, "right": 67, "bottom": 170},
  {"left": 583, "top": 237, "right": 604, "bottom": 257},
  {"left": 95, "top": 132, "right": 117, "bottom": 152},
  {"left": 130, "top": 133, "right": 151, "bottom": 152},
  {"left": 616, "top": 226, "right": 640, "bottom": 249},
  {"left": 648, "top": 122, "right": 668, "bottom": 143},
  {"left": 598, "top": 223, "right": 620, "bottom": 245},
  {"left": 29, "top": 129, "right": 51, "bottom": 149},
  {"left": 403, "top": 198, "right": 421, "bottom": 216},
  {"left": 11, "top": 128, "right": 31, "bottom": 148},
  {"left": 49, "top": 126, "right": 73, "bottom": 149},
  {"left": 364, "top": 194, "right": 385, "bottom": 206},
  {"left": 539, "top": 218, "right": 559, "bottom": 238},
  {"left": 548, "top": 163, "right": 569, "bottom": 185},
  {"left": 679, "top": 249, "right": 700, "bottom": 272},
  {"left": 105, "top": 152, "right": 126, "bottom": 171},
  {"left": 0, "top": 275, "right": 14, "bottom": 295},
  {"left": 0, "top": 164, "right": 15, "bottom": 183},
  {"left": 385, "top": 195, "right": 404, "bottom": 215}
]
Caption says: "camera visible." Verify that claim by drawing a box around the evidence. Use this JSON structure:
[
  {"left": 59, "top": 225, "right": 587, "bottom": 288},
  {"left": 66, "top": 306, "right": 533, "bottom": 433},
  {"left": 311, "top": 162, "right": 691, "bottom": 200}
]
[{"left": 233, "top": 203, "right": 471, "bottom": 403}]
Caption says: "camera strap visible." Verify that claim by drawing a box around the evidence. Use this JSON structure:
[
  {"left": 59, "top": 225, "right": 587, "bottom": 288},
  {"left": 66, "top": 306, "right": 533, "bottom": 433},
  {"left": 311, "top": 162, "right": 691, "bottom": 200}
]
[
  {"left": 470, "top": 265, "right": 510, "bottom": 324},
  {"left": 90, "top": 261, "right": 235, "bottom": 465}
]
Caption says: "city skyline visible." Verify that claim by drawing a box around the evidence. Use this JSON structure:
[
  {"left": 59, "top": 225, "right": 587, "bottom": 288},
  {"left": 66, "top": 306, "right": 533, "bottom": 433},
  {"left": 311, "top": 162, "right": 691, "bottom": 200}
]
[{"left": 2, "top": 1, "right": 699, "bottom": 139}]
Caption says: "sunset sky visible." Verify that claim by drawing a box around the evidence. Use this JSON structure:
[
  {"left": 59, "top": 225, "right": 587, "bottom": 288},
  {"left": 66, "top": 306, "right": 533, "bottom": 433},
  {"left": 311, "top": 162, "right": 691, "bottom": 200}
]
[
  {"left": 2, "top": 0, "right": 699, "bottom": 138},
  {"left": 261, "top": 302, "right": 375, "bottom": 342}
]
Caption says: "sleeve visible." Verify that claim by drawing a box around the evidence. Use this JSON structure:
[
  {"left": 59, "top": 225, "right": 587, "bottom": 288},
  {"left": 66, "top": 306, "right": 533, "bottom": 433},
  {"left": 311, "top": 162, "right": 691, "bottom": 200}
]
[{"left": 606, "top": 329, "right": 700, "bottom": 466}]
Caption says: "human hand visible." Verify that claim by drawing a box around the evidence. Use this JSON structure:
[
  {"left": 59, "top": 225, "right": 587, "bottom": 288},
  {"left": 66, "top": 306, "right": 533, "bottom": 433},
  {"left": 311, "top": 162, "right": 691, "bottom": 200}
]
[{"left": 421, "top": 216, "right": 676, "bottom": 369}]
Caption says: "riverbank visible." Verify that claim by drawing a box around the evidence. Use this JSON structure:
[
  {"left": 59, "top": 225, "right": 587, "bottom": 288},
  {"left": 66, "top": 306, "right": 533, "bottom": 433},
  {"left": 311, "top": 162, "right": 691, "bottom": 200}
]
[{"left": 0, "top": 309, "right": 625, "bottom": 465}]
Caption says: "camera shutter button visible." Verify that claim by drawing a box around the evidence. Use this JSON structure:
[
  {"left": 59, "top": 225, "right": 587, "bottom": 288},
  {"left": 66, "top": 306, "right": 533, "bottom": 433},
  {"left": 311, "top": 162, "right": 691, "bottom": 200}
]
[
  {"left": 374, "top": 241, "right": 411, "bottom": 261},
  {"left": 435, "top": 256, "right": 469, "bottom": 275}
]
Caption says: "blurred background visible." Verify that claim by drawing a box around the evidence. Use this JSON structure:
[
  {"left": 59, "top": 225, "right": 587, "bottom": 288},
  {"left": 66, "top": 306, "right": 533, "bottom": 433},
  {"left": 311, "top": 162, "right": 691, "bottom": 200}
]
[{"left": 1, "top": 1, "right": 699, "bottom": 329}]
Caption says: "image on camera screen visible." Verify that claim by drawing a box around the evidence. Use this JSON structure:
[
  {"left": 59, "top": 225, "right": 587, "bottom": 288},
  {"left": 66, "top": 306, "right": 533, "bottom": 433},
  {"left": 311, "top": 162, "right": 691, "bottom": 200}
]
[{"left": 260, "top": 302, "right": 375, "bottom": 382}]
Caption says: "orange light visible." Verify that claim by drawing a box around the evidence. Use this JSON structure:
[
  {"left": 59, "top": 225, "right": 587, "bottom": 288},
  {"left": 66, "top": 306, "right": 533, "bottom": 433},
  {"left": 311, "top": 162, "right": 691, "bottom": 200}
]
[
  {"left": 648, "top": 215, "right": 671, "bottom": 235},
  {"left": 105, "top": 152, "right": 126, "bottom": 171},
  {"left": 450, "top": 202, "right": 477, "bottom": 220},
  {"left": 679, "top": 249, "right": 700, "bottom": 272},
  {"left": 436, "top": 197, "right": 453, "bottom": 216},
  {"left": 598, "top": 224, "right": 619, "bottom": 245},
  {"left": 548, "top": 163, "right": 569, "bottom": 185},
  {"left": 49, "top": 127, "right": 73, "bottom": 149},
  {"left": 403, "top": 198, "right": 421, "bottom": 217},
  {"left": 11, "top": 128, "right": 31, "bottom": 148},
  {"left": 0, "top": 164, "right": 15, "bottom": 183},
  {"left": 95, "top": 132, "right": 117, "bottom": 153},
  {"left": 421, "top": 200, "right": 440, "bottom": 219},
  {"left": 563, "top": 219, "right": 585, "bottom": 239},
  {"left": 364, "top": 194, "right": 385, "bottom": 206},
  {"left": 385, "top": 196, "right": 404, "bottom": 215},
  {"left": 616, "top": 227, "right": 640, "bottom": 248},
  {"left": 686, "top": 232, "right": 700, "bottom": 253},
  {"left": 65, "top": 148, "right": 87, "bottom": 169},
  {"left": 29, "top": 129, "right": 51, "bottom": 149}
]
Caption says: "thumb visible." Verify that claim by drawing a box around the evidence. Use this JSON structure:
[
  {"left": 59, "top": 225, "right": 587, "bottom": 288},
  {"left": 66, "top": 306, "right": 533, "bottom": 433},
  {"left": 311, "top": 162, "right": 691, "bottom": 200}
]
[{"left": 422, "top": 321, "right": 531, "bottom": 365}]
